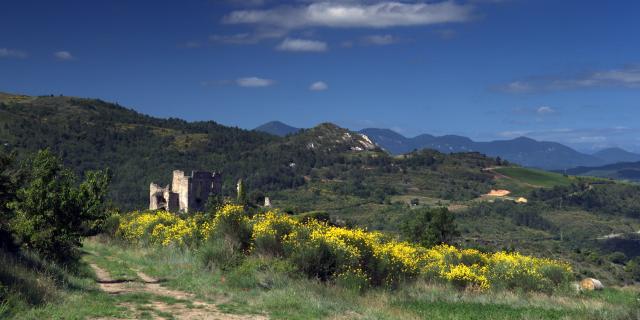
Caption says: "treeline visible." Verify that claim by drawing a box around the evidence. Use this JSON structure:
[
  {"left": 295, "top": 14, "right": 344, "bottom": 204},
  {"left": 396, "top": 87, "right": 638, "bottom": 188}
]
[
  {"left": 531, "top": 182, "right": 640, "bottom": 218},
  {"left": 460, "top": 201, "right": 556, "bottom": 232}
]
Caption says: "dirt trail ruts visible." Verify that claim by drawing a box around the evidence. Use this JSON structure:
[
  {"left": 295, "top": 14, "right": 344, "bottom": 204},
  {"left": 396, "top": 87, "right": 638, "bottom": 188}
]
[{"left": 90, "top": 263, "right": 266, "bottom": 319}]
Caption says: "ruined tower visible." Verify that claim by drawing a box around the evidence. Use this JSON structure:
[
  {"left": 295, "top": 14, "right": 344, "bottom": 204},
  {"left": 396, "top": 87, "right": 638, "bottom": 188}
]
[{"left": 149, "top": 170, "right": 222, "bottom": 213}]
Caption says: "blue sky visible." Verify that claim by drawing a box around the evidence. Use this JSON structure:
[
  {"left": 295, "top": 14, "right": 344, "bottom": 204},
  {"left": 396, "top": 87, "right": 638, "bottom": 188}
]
[{"left": 1, "top": 0, "right": 640, "bottom": 152}]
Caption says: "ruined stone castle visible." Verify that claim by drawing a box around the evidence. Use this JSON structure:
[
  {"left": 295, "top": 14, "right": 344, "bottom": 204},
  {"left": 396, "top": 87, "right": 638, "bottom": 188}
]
[{"left": 150, "top": 170, "right": 222, "bottom": 213}]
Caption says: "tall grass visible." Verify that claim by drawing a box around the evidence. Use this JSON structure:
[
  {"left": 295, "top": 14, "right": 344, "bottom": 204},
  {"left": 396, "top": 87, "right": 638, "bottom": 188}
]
[{"left": 83, "top": 237, "right": 640, "bottom": 320}]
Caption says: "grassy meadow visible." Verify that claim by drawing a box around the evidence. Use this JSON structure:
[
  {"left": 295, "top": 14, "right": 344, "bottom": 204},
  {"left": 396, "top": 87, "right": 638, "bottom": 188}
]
[{"left": 3, "top": 236, "right": 638, "bottom": 319}]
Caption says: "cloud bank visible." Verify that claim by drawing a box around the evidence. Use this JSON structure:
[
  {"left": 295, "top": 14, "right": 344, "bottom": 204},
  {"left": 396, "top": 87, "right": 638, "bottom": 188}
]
[
  {"left": 276, "top": 38, "right": 327, "bottom": 52},
  {"left": 496, "top": 65, "right": 640, "bottom": 93},
  {"left": 223, "top": 1, "right": 474, "bottom": 29}
]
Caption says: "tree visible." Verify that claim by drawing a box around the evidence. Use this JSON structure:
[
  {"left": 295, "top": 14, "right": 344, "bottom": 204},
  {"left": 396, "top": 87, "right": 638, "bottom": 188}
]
[
  {"left": 9, "top": 150, "right": 111, "bottom": 261},
  {"left": 625, "top": 257, "right": 640, "bottom": 281},
  {"left": 401, "top": 207, "right": 460, "bottom": 247},
  {"left": 0, "top": 149, "right": 18, "bottom": 250}
]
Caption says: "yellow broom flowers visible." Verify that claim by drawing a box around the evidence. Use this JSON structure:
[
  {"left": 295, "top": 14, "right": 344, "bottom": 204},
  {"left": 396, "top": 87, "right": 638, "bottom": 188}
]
[{"left": 117, "top": 207, "right": 572, "bottom": 291}]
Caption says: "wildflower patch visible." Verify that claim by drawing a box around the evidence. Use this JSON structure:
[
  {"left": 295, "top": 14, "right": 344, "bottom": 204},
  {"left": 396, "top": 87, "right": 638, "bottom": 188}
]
[{"left": 117, "top": 207, "right": 572, "bottom": 292}]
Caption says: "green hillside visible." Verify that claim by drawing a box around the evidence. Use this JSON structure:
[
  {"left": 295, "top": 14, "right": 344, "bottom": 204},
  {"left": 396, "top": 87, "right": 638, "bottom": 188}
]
[
  {"left": 2, "top": 93, "right": 640, "bottom": 318},
  {"left": 494, "top": 167, "right": 574, "bottom": 188},
  {"left": 0, "top": 93, "right": 504, "bottom": 210}
]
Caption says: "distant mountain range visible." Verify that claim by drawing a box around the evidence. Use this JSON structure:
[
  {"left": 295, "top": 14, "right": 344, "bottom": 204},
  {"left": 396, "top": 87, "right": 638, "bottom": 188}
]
[
  {"left": 255, "top": 121, "right": 640, "bottom": 170},
  {"left": 591, "top": 147, "right": 640, "bottom": 164},
  {"left": 564, "top": 161, "right": 640, "bottom": 181},
  {"left": 254, "top": 121, "right": 302, "bottom": 136}
]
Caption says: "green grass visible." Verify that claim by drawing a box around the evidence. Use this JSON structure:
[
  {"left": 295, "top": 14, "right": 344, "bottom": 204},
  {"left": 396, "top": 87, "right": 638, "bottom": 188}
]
[
  {"left": 397, "top": 300, "right": 579, "bottom": 320},
  {"left": 80, "top": 238, "right": 640, "bottom": 319},
  {"left": 3, "top": 237, "right": 638, "bottom": 319},
  {"left": 494, "top": 167, "right": 575, "bottom": 188}
]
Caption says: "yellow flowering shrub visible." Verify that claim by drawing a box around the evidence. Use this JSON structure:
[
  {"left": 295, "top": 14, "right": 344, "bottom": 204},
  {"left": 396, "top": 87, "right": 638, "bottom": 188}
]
[
  {"left": 335, "top": 267, "right": 371, "bottom": 292},
  {"left": 117, "top": 210, "right": 210, "bottom": 247},
  {"left": 209, "top": 204, "right": 253, "bottom": 250},
  {"left": 251, "top": 210, "right": 301, "bottom": 256},
  {"left": 442, "top": 264, "right": 490, "bottom": 291},
  {"left": 118, "top": 207, "right": 573, "bottom": 292}
]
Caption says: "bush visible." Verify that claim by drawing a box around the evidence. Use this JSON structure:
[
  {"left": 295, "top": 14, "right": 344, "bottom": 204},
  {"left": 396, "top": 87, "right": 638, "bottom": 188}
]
[
  {"left": 210, "top": 204, "right": 252, "bottom": 251},
  {"left": 198, "top": 237, "right": 244, "bottom": 271},
  {"left": 252, "top": 211, "right": 300, "bottom": 256},
  {"left": 400, "top": 207, "right": 460, "bottom": 247},
  {"left": 441, "top": 264, "right": 489, "bottom": 291},
  {"left": 288, "top": 228, "right": 358, "bottom": 281},
  {"left": 116, "top": 206, "right": 573, "bottom": 292},
  {"left": 9, "top": 150, "right": 110, "bottom": 261},
  {"left": 625, "top": 257, "right": 640, "bottom": 281},
  {"left": 335, "top": 267, "right": 370, "bottom": 293},
  {"left": 102, "top": 211, "right": 121, "bottom": 237},
  {"left": 297, "top": 211, "right": 331, "bottom": 224},
  {"left": 609, "top": 251, "right": 627, "bottom": 264},
  {"left": 117, "top": 210, "right": 207, "bottom": 247}
]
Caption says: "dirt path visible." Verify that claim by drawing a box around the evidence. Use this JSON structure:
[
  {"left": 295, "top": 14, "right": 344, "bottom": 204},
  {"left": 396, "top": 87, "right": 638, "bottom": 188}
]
[{"left": 90, "top": 263, "right": 267, "bottom": 320}]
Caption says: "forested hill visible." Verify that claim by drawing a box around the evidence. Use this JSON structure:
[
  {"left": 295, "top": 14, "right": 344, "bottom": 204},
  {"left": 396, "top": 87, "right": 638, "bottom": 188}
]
[
  {"left": 0, "top": 93, "right": 504, "bottom": 210},
  {"left": 0, "top": 93, "right": 277, "bottom": 208}
]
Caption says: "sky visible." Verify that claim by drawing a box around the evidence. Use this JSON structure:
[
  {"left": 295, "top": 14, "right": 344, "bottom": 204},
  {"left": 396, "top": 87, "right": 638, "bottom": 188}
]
[{"left": 1, "top": 0, "right": 640, "bottom": 152}]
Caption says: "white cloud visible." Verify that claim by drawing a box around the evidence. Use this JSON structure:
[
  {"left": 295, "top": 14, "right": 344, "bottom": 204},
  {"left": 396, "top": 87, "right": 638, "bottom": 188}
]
[
  {"left": 497, "top": 65, "right": 640, "bottom": 93},
  {"left": 223, "top": 1, "right": 474, "bottom": 29},
  {"left": 210, "top": 28, "right": 287, "bottom": 44},
  {"left": 309, "top": 81, "right": 328, "bottom": 91},
  {"left": 276, "top": 38, "right": 327, "bottom": 52},
  {"left": 536, "top": 106, "right": 555, "bottom": 115},
  {"left": 236, "top": 76, "right": 275, "bottom": 87},
  {"left": 362, "top": 34, "right": 396, "bottom": 45},
  {"left": 54, "top": 51, "right": 74, "bottom": 60},
  {"left": 499, "top": 81, "right": 532, "bottom": 93},
  {"left": 0, "top": 48, "right": 27, "bottom": 59}
]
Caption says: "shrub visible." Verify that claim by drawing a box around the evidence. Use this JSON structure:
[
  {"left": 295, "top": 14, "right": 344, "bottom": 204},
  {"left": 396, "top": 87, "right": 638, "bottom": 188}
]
[
  {"left": 210, "top": 204, "right": 252, "bottom": 251},
  {"left": 117, "top": 211, "right": 209, "bottom": 247},
  {"left": 441, "top": 264, "right": 489, "bottom": 291},
  {"left": 609, "top": 251, "right": 627, "bottom": 264},
  {"left": 9, "top": 150, "right": 110, "bottom": 261},
  {"left": 335, "top": 267, "right": 370, "bottom": 293},
  {"left": 116, "top": 206, "right": 573, "bottom": 292},
  {"left": 400, "top": 207, "right": 459, "bottom": 247},
  {"left": 287, "top": 225, "right": 359, "bottom": 281},
  {"left": 198, "top": 237, "right": 244, "bottom": 271},
  {"left": 297, "top": 211, "right": 331, "bottom": 224},
  {"left": 252, "top": 211, "right": 301, "bottom": 256},
  {"left": 102, "top": 210, "right": 121, "bottom": 237}
]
